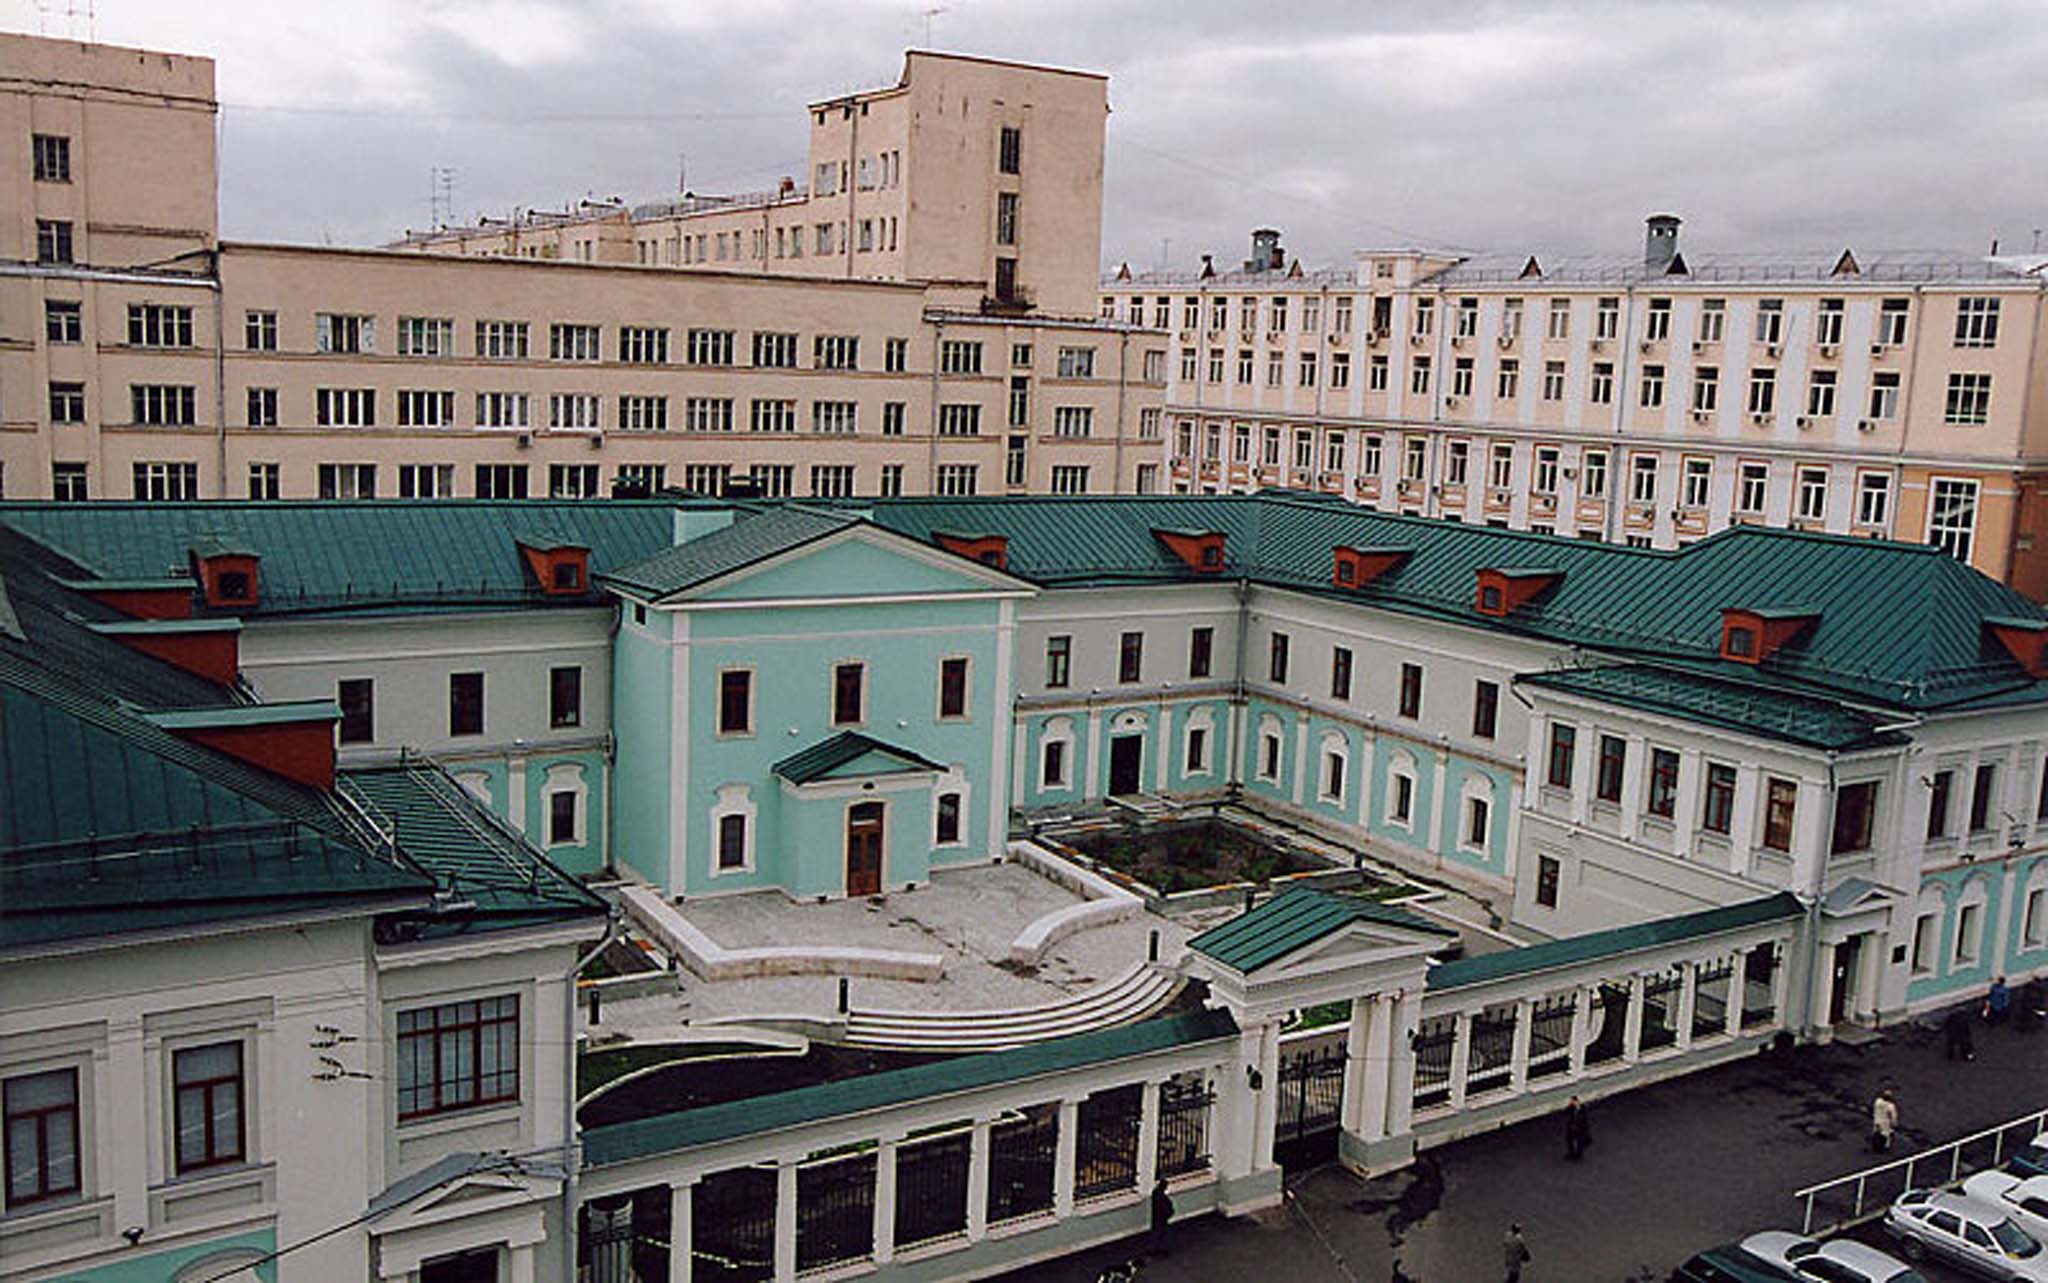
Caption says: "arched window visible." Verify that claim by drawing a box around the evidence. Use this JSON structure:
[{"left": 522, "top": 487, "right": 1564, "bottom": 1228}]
[
  {"left": 1386, "top": 748, "right": 1418, "bottom": 828},
  {"left": 1953, "top": 876, "right": 1992, "bottom": 969},
  {"left": 708, "top": 783, "right": 756, "bottom": 875},
  {"left": 1183, "top": 705, "right": 1216, "bottom": 776},
  {"left": 1318, "top": 730, "right": 1349, "bottom": 804},
  {"left": 542, "top": 761, "right": 587, "bottom": 847},
  {"left": 1039, "top": 717, "right": 1075, "bottom": 791},
  {"left": 1257, "top": 713, "right": 1285, "bottom": 783},
  {"left": 1460, "top": 775, "right": 1496, "bottom": 852}
]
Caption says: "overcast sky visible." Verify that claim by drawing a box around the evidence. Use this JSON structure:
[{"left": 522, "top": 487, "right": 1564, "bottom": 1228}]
[{"left": 15, "top": 0, "right": 2047, "bottom": 272}]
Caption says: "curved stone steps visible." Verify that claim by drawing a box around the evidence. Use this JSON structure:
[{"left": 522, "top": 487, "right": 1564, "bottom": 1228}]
[{"left": 843, "top": 963, "right": 1180, "bottom": 1052}]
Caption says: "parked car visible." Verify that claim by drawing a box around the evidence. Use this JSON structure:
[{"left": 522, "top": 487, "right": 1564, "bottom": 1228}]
[
  {"left": 1967, "top": 1171, "right": 2048, "bottom": 1244},
  {"left": 1741, "top": 1230, "right": 1928, "bottom": 1282},
  {"left": 1886, "top": 1188, "right": 2048, "bottom": 1280},
  {"left": 2010, "top": 1135, "right": 2048, "bottom": 1178},
  {"left": 1670, "top": 1242, "right": 1801, "bottom": 1283}
]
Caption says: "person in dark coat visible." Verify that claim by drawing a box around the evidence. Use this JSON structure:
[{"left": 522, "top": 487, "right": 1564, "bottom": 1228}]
[
  {"left": 1987, "top": 976, "right": 2012, "bottom": 1026},
  {"left": 1563, "top": 1095, "right": 1591, "bottom": 1161},
  {"left": 1503, "top": 1222, "right": 1532, "bottom": 1282},
  {"left": 1148, "top": 1177, "right": 1173, "bottom": 1256},
  {"left": 1945, "top": 1006, "right": 1977, "bottom": 1060}
]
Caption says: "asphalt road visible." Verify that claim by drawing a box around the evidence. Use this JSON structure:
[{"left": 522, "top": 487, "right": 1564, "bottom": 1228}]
[{"left": 1005, "top": 1006, "right": 2048, "bottom": 1283}]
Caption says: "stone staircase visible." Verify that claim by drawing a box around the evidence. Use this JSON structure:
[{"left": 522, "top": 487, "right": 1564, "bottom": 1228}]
[{"left": 843, "top": 962, "right": 1181, "bottom": 1052}]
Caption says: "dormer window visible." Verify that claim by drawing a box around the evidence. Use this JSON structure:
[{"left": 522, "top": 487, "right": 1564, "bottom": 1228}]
[
  {"left": 1480, "top": 584, "right": 1503, "bottom": 612},
  {"left": 216, "top": 571, "right": 252, "bottom": 601},
  {"left": 933, "top": 532, "right": 1009, "bottom": 570},
  {"left": 552, "top": 561, "right": 583, "bottom": 592},
  {"left": 1199, "top": 544, "right": 1222, "bottom": 569},
  {"left": 1719, "top": 607, "right": 1817, "bottom": 665},
  {"left": 1474, "top": 567, "right": 1562, "bottom": 617},
  {"left": 1336, "top": 560, "right": 1357, "bottom": 586},
  {"left": 1332, "top": 546, "right": 1413, "bottom": 590},
  {"left": 517, "top": 535, "right": 592, "bottom": 598},
  {"left": 1152, "top": 528, "right": 1226, "bottom": 573},
  {"left": 1985, "top": 617, "right": 2048, "bottom": 678},
  {"left": 188, "top": 541, "right": 260, "bottom": 610}
]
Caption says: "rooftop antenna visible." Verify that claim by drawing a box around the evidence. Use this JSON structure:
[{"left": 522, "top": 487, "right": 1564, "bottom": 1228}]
[
  {"left": 2033, "top": 229, "right": 2042, "bottom": 254},
  {"left": 922, "top": 5, "right": 947, "bottom": 45},
  {"left": 37, "top": 0, "right": 96, "bottom": 39},
  {"left": 678, "top": 152, "right": 686, "bottom": 195},
  {"left": 429, "top": 166, "right": 455, "bottom": 229}
]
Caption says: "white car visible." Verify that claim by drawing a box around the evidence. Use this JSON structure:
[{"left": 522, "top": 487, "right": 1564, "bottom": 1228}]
[
  {"left": 1743, "top": 1230, "right": 1928, "bottom": 1282},
  {"left": 1967, "top": 1172, "right": 2048, "bottom": 1245},
  {"left": 1886, "top": 1188, "right": 2048, "bottom": 1281}
]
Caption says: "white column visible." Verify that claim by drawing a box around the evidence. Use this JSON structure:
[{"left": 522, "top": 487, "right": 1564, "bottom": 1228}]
[
  {"left": 1340, "top": 995, "right": 1373, "bottom": 1134},
  {"left": 1620, "top": 733, "right": 1647, "bottom": 839},
  {"left": 1725, "top": 948, "right": 1748, "bottom": 1038},
  {"left": 1855, "top": 930, "right": 1885, "bottom": 1021},
  {"left": 1728, "top": 764, "right": 1761, "bottom": 876},
  {"left": 774, "top": 1160, "right": 798, "bottom": 1282},
  {"left": 669, "top": 1180, "right": 695, "bottom": 1283},
  {"left": 1955, "top": 749, "right": 1982, "bottom": 863},
  {"left": 1446, "top": 1010, "right": 1474, "bottom": 1109},
  {"left": 1675, "top": 962, "right": 1699, "bottom": 1051},
  {"left": 1356, "top": 729, "right": 1377, "bottom": 828},
  {"left": 1386, "top": 991, "right": 1424, "bottom": 1137},
  {"left": 1673, "top": 749, "right": 1703, "bottom": 860},
  {"left": 105, "top": 1017, "right": 146, "bottom": 1234},
  {"left": 873, "top": 1137, "right": 899, "bottom": 1264},
  {"left": 1508, "top": 997, "right": 1534, "bottom": 1093},
  {"left": 1361, "top": 993, "right": 1396, "bottom": 1140},
  {"left": 1251, "top": 1021, "right": 1283, "bottom": 1170},
  {"left": 1622, "top": 974, "right": 1647, "bottom": 1064},
  {"left": 1769, "top": 939, "right": 1794, "bottom": 1027},
  {"left": 1567, "top": 986, "right": 1593, "bottom": 1079},
  {"left": 1216, "top": 1027, "right": 1262, "bottom": 1182},
  {"left": 1137, "top": 1080, "right": 1162, "bottom": 1190},
  {"left": 1811, "top": 938, "right": 1839, "bottom": 1034},
  {"left": 1427, "top": 748, "right": 1450, "bottom": 854},
  {"left": 1291, "top": 712, "right": 1310, "bottom": 806},
  {"left": 1054, "top": 1098, "right": 1080, "bottom": 1218},
  {"left": 1085, "top": 708, "right": 1104, "bottom": 800},
  {"left": 1155, "top": 706, "right": 1174, "bottom": 792},
  {"left": 507, "top": 1244, "right": 536, "bottom": 1283},
  {"left": 967, "top": 1119, "right": 991, "bottom": 1241},
  {"left": 506, "top": 754, "right": 529, "bottom": 833},
  {"left": 1790, "top": 777, "right": 1830, "bottom": 895},
  {"left": 1568, "top": 731, "right": 1592, "bottom": 825}
]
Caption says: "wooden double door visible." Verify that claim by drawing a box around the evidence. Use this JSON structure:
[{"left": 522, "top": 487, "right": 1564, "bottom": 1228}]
[{"left": 846, "top": 801, "right": 885, "bottom": 897}]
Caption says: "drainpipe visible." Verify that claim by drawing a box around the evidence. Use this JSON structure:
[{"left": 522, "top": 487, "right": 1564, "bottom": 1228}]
[
  {"left": 210, "top": 249, "right": 227, "bottom": 497},
  {"left": 1229, "top": 577, "right": 1252, "bottom": 790},
  {"left": 1113, "top": 328, "right": 1129, "bottom": 492},
  {"left": 560, "top": 911, "right": 622, "bottom": 1283},
  {"left": 927, "top": 316, "right": 945, "bottom": 489},
  {"left": 1887, "top": 285, "right": 1927, "bottom": 544},
  {"left": 2005, "top": 278, "right": 2047, "bottom": 582}
]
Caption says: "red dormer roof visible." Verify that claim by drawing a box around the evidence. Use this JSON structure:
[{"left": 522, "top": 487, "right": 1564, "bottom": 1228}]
[
  {"left": 1153, "top": 527, "right": 1226, "bottom": 574},
  {"left": 1474, "top": 567, "right": 1561, "bottom": 617},
  {"left": 1719, "top": 607, "right": 1818, "bottom": 665},
  {"left": 517, "top": 535, "right": 591, "bottom": 597},
  {"left": 933, "top": 531, "right": 1009, "bottom": 570},
  {"left": 1986, "top": 617, "right": 2048, "bottom": 678},
  {"left": 189, "top": 538, "right": 259, "bottom": 610},
  {"left": 1332, "top": 546, "right": 1412, "bottom": 589}
]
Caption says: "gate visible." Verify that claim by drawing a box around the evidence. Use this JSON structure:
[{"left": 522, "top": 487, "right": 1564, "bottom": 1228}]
[{"left": 1274, "top": 1041, "right": 1346, "bottom": 1168}]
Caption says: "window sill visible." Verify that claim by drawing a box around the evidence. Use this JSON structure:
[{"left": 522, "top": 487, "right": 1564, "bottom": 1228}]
[{"left": 397, "top": 1101, "right": 522, "bottom": 1137}]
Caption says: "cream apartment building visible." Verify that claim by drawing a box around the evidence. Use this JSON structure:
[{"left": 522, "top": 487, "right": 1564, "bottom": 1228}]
[
  {"left": 0, "top": 33, "right": 1167, "bottom": 503},
  {"left": 1106, "top": 221, "right": 2048, "bottom": 598}
]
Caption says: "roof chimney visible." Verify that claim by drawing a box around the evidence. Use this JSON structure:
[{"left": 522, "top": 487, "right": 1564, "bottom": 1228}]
[
  {"left": 1644, "top": 214, "right": 1682, "bottom": 271},
  {"left": 1246, "top": 228, "right": 1283, "bottom": 274}
]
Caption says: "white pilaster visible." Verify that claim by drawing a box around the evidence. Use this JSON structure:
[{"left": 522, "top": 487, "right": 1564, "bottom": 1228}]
[
  {"left": 1446, "top": 1009, "right": 1473, "bottom": 1110},
  {"left": 1619, "top": 733, "right": 1647, "bottom": 838},
  {"left": 1340, "top": 995, "right": 1373, "bottom": 1134},
  {"left": 967, "top": 1119, "right": 991, "bottom": 1241},
  {"left": 1385, "top": 990, "right": 1421, "bottom": 1138},
  {"left": 1137, "top": 1080, "right": 1162, "bottom": 1190},
  {"left": 1508, "top": 997, "right": 1534, "bottom": 1093},
  {"left": 1251, "top": 1021, "right": 1283, "bottom": 1171},
  {"left": 507, "top": 1244, "right": 535, "bottom": 1283},
  {"left": 1675, "top": 962, "right": 1699, "bottom": 1051},
  {"left": 1729, "top": 764, "right": 1760, "bottom": 875},
  {"left": 1360, "top": 993, "right": 1394, "bottom": 1140},
  {"left": 774, "top": 1160, "right": 798, "bottom": 1282},
  {"left": 1622, "top": 974, "right": 1646, "bottom": 1064},
  {"left": 1725, "top": 948, "right": 1748, "bottom": 1038},
  {"left": 1673, "top": 748, "right": 1703, "bottom": 860},
  {"left": 1155, "top": 705, "right": 1174, "bottom": 792},
  {"left": 873, "top": 1137, "right": 899, "bottom": 1264},
  {"left": 1054, "top": 1098, "right": 1079, "bottom": 1218},
  {"left": 1291, "top": 712, "right": 1310, "bottom": 806},
  {"left": 1811, "top": 938, "right": 1839, "bottom": 1034},
  {"left": 1566, "top": 986, "right": 1593, "bottom": 1079},
  {"left": 1085, "top": 708, "right": 1104, "bottom": 801}
]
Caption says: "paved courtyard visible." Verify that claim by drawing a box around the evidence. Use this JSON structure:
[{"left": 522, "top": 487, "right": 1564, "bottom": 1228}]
[{"left": 1008, "top": 1007, "right": 2048, "bottom": 1283}]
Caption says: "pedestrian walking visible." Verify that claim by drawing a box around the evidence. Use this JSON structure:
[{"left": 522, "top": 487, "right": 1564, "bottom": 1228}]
[
  {"left": 1870, "top": 1088, "right": 1899, "bottom": 1154},
  {"left": 1148, "top": 1176, "right": 1173, "bottom": 1257},
  {"left": 1944, "top": 1006, "right": 1977, "bottom": 1060},
  {"left": 1390, "top": 1258, "right": 1418, "bottom": 1283},
  {"left": 1503, "top": 1222, "right": 1532, "bottom": 1282},
  {"left": 1986, "top": 975, "right": 2012, "bottom": 1026},
  {"left": 1562, "top": 1095, "right": 1591, "bottom": 1161}
]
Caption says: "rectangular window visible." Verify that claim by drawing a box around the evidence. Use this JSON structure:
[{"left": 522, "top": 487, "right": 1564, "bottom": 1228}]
[
  {"left": 1595, "top": 297, "right": 1619, "bottom": 339},
  {"left": 32, "top": 132, "right": 69, "bottom": 182},
  {"left": 35, "top": 218, "right": 72, "bottom": 263},
  {"left": 1747, "top": 368, "right": 1776, "bottom": 415},
  {"left": 832, "top": 662, "right": 865, "bottom": 726},
  {"left": 44, "top": 299, "right": 81, "bottom": 343},
  {"left": 1535, "top": 855, "right": 1560, "bottom": 908},
  {"left": 1927, "top": 769, "right": 1956, "bottom": 840},
  {"left": 1762, "top": 778, "right": 1798, "bottom": 852},
  {"left": 1878, "top": 298, "right": 1910, "bottom": 346},
  {"left": 317, "top": 463, "right": 377, "bottom": 500},
  {"left": 315, "top": 387, "right": 375, "bottom": 428},
  {"left": 338, "top": 678, "right": 375, "bottom": 744},
  {"left": 1856, "top": 472, "right": 1891, "bottom": 527},
  {"left": 1796, "top": 467, "right": 1828, "bottom": 521},
  {"left": 938, "top": 657, "right": 970, "bottom": 720},
  {"left": 1647, "top": 748, "right": 1680, "bottom": 819},
  {"left": 1472, "top": 680, "right": 1499, "bottom": 739},
  {"left": 813, "top": 334, "right": 858, "bottom": 370},
  {"left": 1691, "top": 366, "right": 1719, "bottom": 414},
  {"left": 683, "top": 397, "right": 732, "bottom": 433},
  {"left": 449, "top": 672, "right": 484, "bottom": 736},
  {"left": 884, "top": 402, "right": 908, "bottom": 437},
  {"left": 1929, "top": 478, "right": 1979, "bottom": 561},
  {"left": 1596, "top": 735, "right": 1626, "bottom": 803},
  {"left": 1581, "top": 448, "right": 1609, "bottom": 499},
  {"left": 1803, "top": 368, "right": 1837, "bottom": 418},
  {"left": 709, "top": 667, "right": 752, "bottom": 737},
  {"left": 475, "top": 319, "right": 528, "bottom": 359},
  {"left": 1865, "top": 370, "right": 1901, "bottom": 421},
  {"left": 1755, "top": 299, "right": 1783, "bottom": 345},
  {"left": 132, "top": 384, "right": 198, "bottom": 426},
  {"left": 935, "top": 463, "right": 978, "bottom": 496},
  {"left": 812, "top": 400, "right": 858, "bottom": 434},
  {"left": 1639, "top": 364, "right": 1664, "bottom": 408},
  {"left": 1331, "top": 646, "right": 1353, "bottom": 700},
  {"left": 1398, "top": 662, "right": 1422, "bottom": 718},
  {"left": 397, "top": 389, "right": 455, "bottom": 428},
  {"left": 1830, "top": 780, "right": 1878, "bottom": 854},
  {"left": 132, "top": 461, "right": 199, "bottom": 499},
  {"left": 1970, "top": 762, "right": 1998, "bottom": 833},
  {"left": 395, "top": 463, "right": 452, "bottom": 498},
  {"left": 53, "top": 462, "right": 88, "bottom": 501},
  {"left": 1945, "top": 373, "right": 1992, "bottom": 425},
  {"left": 686, "top": 328, "right": 736, "bottom": 366},
  {"left": 1701, "top": 762, "right": 1737, "bottom": 834},
  {"left": 1188, "top": 626, "right": 1214, "bottom": 679},
  {"left": 1049, "top": 464, "right": 1089, "bottom": 495},
  {"left": 172, "top": 1043, "right": 244, "bottom": 1173},
  {"left": 4, "top": 1068, "right": 80, "bottom": 1206},
  {"left": 1645, "top": 297, "right": 1672, "bottom": 341},
  {"left": 1546, "top": 298, "right": 1570, "bottom": 340},
  {"left": 1628, "top": 456, "right": 1659, "bottom": 504},
  {"left": 547, "top": 322, "right": 600, "bottom": 361},
  {"left": 1409, "top": 357, "right": 1431, "bottom": 396},
  {"left": 1588, "top": 361, "right": 1614, "bottom": 404},
  {"left": 1533, "top": 446, "right": 1559, "bottom": 495},
  {"left": 475, "top": 463, "right": 529, "bottom": 499},
  {"left": 940, "top": 339, "right": 985, "bottom": 375},
  {"left": 1737, "top": 462, "right": 1769, "bottom": 515},
  {"left": 48, "top": 382, "right": 85, "bottom": 424},
  {"left": 1490, "top": 442, "right": 1515, "bottom": 489},
  {"left": 998, "top": 125, "right": 1022, "bottom": 174},
  {"left": 1496, "top": 358, "right": 1519, "bottom": 399},
  {"left": 1056, "top": 346, "right": 1096, "bottom": 379},
  {"left": 1119, "top": 631, "right": 1144, "bottom": 684},
  {"left": 395, "top": 315, "right": 453, "bottom": 357},
  {"left": 620, "top": 395, "right": 669, "bottom": 432},
  {"left": 1332, "top": 350, "right": 1351, "bottom": 388},
  {"left": 810, "top": 464, "right": 855, "bottom": 498},
  {"left": 1269, "top": 633, "right": 1290, "bottom": 685},
  {"left": 396, "top": 996, "right": 519, "bottom": 1119},
  {"left": 1699, "top": 298, "right": 1726, "bottom": 343},
  {"left": 1045, "top": 635, "right": 1072, "bottom": 688},
  {"left": 1547, "top": 723, "right": 1576, "bottom": 789},
  {"left": 1466, "top": 796, "right": 1491, "bottom": 849},
  {"left": 1955, "top": 296, "right": 2001, "bottom": 347},
  {"left": 1542, "top": 360, "right": 1565, "bottom": 402},
  {"left": 1682, "top": 457, "right": 1712, "bottom": 508},
  {"left": 1412, "top": 298, "right": 1435, "bottom": 336},
  {"left": 1446, "top": 441, "right": 1470, "bottom": 486},
  {"left": 315, "top": 312, "right": 373, "bottom": 354},
  {"left": 126, "top": 303, "right": 194, "bottom": 348},
  {"left": 1052, "top": 406, "right": 1092, "bottom": 438},
  {"left": 716, "top": 813, "right": 748, "bottom": 870},
  {"left": 548, "top": 666, "right": 582, "bottom": 729}
]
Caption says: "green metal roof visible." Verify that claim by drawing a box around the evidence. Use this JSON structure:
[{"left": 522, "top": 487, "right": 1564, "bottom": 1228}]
[
  {"left": 0, "top": 500, "right": 684, "bottom": 617},
  {"left": 582, "top": 1007, "right": 1238, "bottom": 1167},
  {"left": 772, "top": 730, "right": 949, "bottom": 785},
  {"left": 598, "top": 506, "right": 853, "bottom": 600},
  {"left": 858, "top": 493, "right": 2048, "bottom": 713},
  {"left": 1426, "top": 892, "right": 1804, "bottom": 992},
  {"left": 1187, "top": 886, "right": 1455, "bottom": 975},
  {"left": 1516, "top": 665, "right": 1907, "bottom": 751},
  {"left": 146, "top": 700, "right": 339, "bottom": 730}
]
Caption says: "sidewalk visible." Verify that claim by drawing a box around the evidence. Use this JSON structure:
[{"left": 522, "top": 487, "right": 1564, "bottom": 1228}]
[{"left": 1008, "top": 1007, "right": 2048, "bottom": 1282}]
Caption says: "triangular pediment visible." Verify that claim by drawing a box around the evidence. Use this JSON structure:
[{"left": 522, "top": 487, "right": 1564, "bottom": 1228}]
[
  {"left": 813, "top": 747, "right": 936, "bottom": 780},
  {"left": 1252, "top": 918, "right": 1450, "bottom": 981},
  {"left": 690, "top": 523, "right": 1028, "bottom": 604}
]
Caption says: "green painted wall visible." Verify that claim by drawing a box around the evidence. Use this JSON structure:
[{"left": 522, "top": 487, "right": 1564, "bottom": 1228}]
[
  {"left": 60, "top": 1228, "right": 276, "bottom": 1283},
  {"left": 610, "top": 610, "right": 674, "bottom": 886}
]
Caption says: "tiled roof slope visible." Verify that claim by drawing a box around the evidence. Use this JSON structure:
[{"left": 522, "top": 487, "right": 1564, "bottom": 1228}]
[
  {"left": 863, "top": 494, "right": 2048, "bottom": 713},
  {"left": 0, "top": 500, "right": 685, "bottom": 617},
  {"left": 1187, "top": 886, "right": 1453, "bottom": 974},
  {"left": 1518, "top": 665, "right": 1908, "bottom": 751},
  {"left": 598, "top": 505, "right": 852, "bottom": 599}
]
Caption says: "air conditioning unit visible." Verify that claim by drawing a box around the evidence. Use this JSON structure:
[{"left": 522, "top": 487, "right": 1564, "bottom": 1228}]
[
  {"left": 1452, "top": 334, "right": 1468, "bottom": 348},
  {"left": 1639, "top": 341, "right": 1653, "bottom": 354},
  {"left": 516, "top": 433, "right": 532, "bottom": 449},
  {"left": 1750, "top": 412, "right": 1769, "bottom": 426},
  {"left": 1590, "top": 339, "right": 1607, "bottom": 353},
  {"left": 1794, "top": 415, "right": 1810, "bottom": 430},
  {"left": 1819, "top": 344, "right": 1837, "bottom": 358},
  {"left": 1445, "top": 395, "right": 1461, "bottom": 407},
  {"left": 1691, "top": 409, "right": 1708, "bottom": 423},
  {"left": 589, "top": 431, "right": 605, "bottom": 449},
  {"left": 1497, "top": 333, "right": 1516, "bottom": 348},
  {"left": 1857, "top": 418, "right": 1876, "bottom": 433},
  {"left": 1691, "top": 340, "right": 1705, "bottom": 354},
  {"left": 1366, "top": 331, "right": 1383, "bottom": 347},
  {"left": 1870, "top": 343, "right": 1887, "bottom": 356},
  {"left": 1765, "top": 343, "right": 1781, "bottom": 359},
  {"left": 1409, "top": 332, "right": 1427, "bottom": 346}
]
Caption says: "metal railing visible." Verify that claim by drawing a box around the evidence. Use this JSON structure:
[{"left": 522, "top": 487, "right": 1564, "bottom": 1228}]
[{"left": 1793, "top": 1107, "right": 2048, "bottom": 1235}]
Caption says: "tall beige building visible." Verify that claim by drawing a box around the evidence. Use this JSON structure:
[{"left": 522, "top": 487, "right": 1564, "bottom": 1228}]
[
  {"left": 1104, "top": 222, "right": 2048, "bottom": 598},
  {"left": 0, "top": 34, "right": 1166, "bottom": 502}
]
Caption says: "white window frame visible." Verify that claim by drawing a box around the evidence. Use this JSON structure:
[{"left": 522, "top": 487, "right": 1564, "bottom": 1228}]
[{"left": 708, "top": 784, "right": 758, "bottom": 876}]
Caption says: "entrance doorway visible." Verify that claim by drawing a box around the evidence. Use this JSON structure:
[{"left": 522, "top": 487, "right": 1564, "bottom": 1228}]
[
  {"left": 1829, "top": 935, "right": 1861, "bottom": 1024},
  {"left": 1108, "top": 734, "right": 1144, "bottom": 796},
  {"left": 421, "top": 1249, "right": 499, "bottom": 1283},
  {"left": 846, "top": 801, "right": 884, "bottom": 897}
]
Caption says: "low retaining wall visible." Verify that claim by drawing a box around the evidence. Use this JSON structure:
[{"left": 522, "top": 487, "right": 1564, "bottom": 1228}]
[
  {"left": 617, "top": 884, "right": 944, "bottom": 982},
  {"left": 1005, "top": 840, "right": 1143, "bottom": 966}
]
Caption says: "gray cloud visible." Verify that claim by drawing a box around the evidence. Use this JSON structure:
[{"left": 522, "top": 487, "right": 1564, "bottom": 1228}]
[{"left": 60, "top": 0, "right": 2048, "bottom": 270}]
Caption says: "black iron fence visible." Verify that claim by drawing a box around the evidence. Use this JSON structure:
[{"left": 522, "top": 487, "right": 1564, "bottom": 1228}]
[
  {"left": 1742, "top": 944, "right": 1780, "bottom": 1028},
  {"left": 1411, "top": 1015, "right": 1457, "bottom": 1110},
  {"left": 1157, "top": 1074, "right": 1215, "bottom": 1178},
  {"left": 1640, "top": 972, "right": 1683, "bottom": 1051},
  {"left": 796, "top": 1151, "right": 875, "bottom": 1273},
  {"left": 1075, "top": 1085, "right": 1142, "bottom": 1201},
  {"left": 1693, "top": 958, "right": 1735, "bottom": 1040},
  {"left": 1464, "top": 1005, "right": 1517, "bottom": 1097},
  {"left": 988, "top": 1104, "right": 1058, "bottom": 1224},
  {"left": 693, "top": 1165, "right": 776, "bottom": 1283},
  {"left": 1527, "top": 993, "right": 1576, "bottom": 1083},
  {"left": 895, "top": 1129, "right": 971, "bottom": 1250}
]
